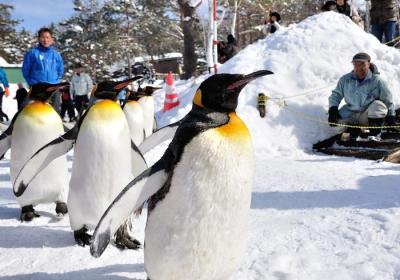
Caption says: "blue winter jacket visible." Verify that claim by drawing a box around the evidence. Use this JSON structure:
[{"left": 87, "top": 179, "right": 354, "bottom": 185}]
[
  {"left": 0, "top": 68, "right": 9, "bottom": 92},
  {"left": 329, "top": 70, "right": 395, "bottom": 118},
  {"left": 22, "top": 44, "right": 64, "bottom": 86}
]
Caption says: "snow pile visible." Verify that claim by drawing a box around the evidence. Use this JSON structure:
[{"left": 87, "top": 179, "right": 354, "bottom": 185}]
[{"left": 154, "top": 12, "right": 400, "bottom": 157}]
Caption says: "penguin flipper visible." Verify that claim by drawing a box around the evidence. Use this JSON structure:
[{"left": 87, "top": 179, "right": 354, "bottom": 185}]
[
  {"left": 153, "top": 117, "right": 157, "bottom": 132},
  {"left": 138, "top": 120, "right": 182, "bottom": 154},
  {"left": 91, "top": 159, "right": 170, "bottom": 258},
  {"left": 13, "top": 108, "right": 91, "bottom": 197},
  {"left": 0, "top": 110, "right": 22, "bottom": 159},
  {"left": 0, "top": 135, "right": 11, "bottom": 160},
  {"left": 131, "top": 140, "right": 148, "bottom": 177},
  {"left": 13, "top": 125, "right": 79, "bottom": 197}
]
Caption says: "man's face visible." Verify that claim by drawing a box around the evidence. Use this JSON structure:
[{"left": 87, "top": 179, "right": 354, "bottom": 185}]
[
  {"left": 353, "top": 61, "right": 370, "bottom": 80},
  {"left": 271, "top": 15, "right": 277, "bottom": 22},
  {"left": 336, "top": 0, "right": 344, "bottom": 6},
  {"left": 75, "top": 67, "right": 83, "bottom": 74},
  {"left": 39, "top": 32, "right": 53, "bottom": 48}
]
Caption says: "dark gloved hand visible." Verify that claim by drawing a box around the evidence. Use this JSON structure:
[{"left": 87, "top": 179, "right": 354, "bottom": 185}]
[{"left": 328, "top": 106, "right": 339, "bottom": 127}]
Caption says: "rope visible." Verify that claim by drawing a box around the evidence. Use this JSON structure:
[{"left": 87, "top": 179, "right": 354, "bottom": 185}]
[
  {"left": 384, "top": 35, "right": 400, "bottom": 46},
  {"left": 267, "top": 83, "right": 336, "bottom": 101},
  {"left": 268, "top": 98, "right": 400, "bottom": 129}
]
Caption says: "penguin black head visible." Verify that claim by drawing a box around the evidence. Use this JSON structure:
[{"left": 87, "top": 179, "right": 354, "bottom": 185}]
[
  {"left": 137, "top": 86, "right": 162, "bottom": 97},
  {"left": 30, "top": 82, "right": 69, "bottom": 102},
  {"left": 193, "top": 70, "right": 273, "bottom": 112},
  {"left": 93, "top": 76, "right": 143, "bottom": 100}
]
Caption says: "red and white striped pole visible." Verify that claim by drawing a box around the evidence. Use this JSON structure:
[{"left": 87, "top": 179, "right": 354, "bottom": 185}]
[{"left": 213, "top": 0, "right": 218, "bottom": 74}]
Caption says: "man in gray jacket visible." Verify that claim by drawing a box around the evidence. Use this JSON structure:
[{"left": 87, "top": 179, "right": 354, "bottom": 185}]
[
  {"left": 70, "top": 63, "right": 93, "bottom": 114},
  {"left": 370, "top": 0, "right": 398, "bottom": 45},
  {"left": 328, "top": 52, "right": 396, "bottom": 139}
]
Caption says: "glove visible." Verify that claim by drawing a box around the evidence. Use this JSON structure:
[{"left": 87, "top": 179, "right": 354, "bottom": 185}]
[
  {"left": 328, "top": 106, "right": 339, "bottom": 127},
  {"left": 4, "top": 87, "right": 9, "bottom": 97}
]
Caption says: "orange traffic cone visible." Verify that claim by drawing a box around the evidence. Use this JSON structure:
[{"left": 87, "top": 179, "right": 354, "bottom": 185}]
[{"left": 163, "top": 72, "right": 180, "bottom": 112}]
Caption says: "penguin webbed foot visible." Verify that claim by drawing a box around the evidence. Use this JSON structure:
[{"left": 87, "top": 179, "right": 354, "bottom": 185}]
[
  {"left": 74, "top": 227, "right": 92, "bottom": 247},
  {"left": 115, "top": 235, "right": 141, "bottom": 250},
  {"left": 20, "top": 205, "right": 40, "bottom": 222},
  {"left": 55, "top": 201, "right": 68, "bottom": 216},
  {"left": 114, "top": 224, "right": 141, "bottom": 250}
]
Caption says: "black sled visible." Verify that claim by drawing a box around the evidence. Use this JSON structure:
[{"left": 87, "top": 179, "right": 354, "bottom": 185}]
[{"left": 313, "top": 130, "right": 400, "bottom": 163}]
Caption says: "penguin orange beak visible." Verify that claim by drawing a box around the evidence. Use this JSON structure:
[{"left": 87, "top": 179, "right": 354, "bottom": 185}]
[{"left": 227, "top": 70, "right": 273, "bottom": 91}]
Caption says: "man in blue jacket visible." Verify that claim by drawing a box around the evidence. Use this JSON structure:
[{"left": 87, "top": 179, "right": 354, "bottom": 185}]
[
  {"left": 22, "top": 27, "right": 64, "bottom": 86},
  {"left": 328, "top": 52, "right": 396, "bottom": 139}
]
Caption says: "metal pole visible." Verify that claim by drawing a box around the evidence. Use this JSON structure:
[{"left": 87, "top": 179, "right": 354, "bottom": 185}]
[
  {"left": 365, "top": 0, "right": 371, "bottom": 33},
  {"left": 213, "top": 0, "right": 218, "bottom": 74}
]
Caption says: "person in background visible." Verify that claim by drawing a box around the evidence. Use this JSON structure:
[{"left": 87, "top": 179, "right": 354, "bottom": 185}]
[
  {"left": 15, "top": 83, "right": 29, "bottom": 111},
  {"left": 321, "top": 1, "right": 336, "bottom": 11},
  {"left": 0, "top": 67, "right": 10, "bottom": 122},
  {"left": 118, "top": 86, "right": 128, "bottom": 106},
  {"left": 335, "top": 0, "right": 363, "bottom": 27},
  {"left": 328, "top": 52, "right": 396, "bottom": 140},
  {"left": 22, "top": 27, "right": 64, "bottom": 113},
  {"left": 22, "top": 27, "right": 64, "bottom": 86},
  {"left": 370, "top": 0, "right": 398, "bottom": 46},
  {"left": 217, "top": 34, "right": 239, "bottom": 64},
  {"left": 70, "top": 63, "right": 93, "bottom": 115},
  {"left": 60, "top": 85, "right": 76, "bottom": 122},
  {"left": 263, "top": 12, "right": 281, "bottom": 35},
  {"left": 223, "top": 34, "right": 239, "bottom": 62}
]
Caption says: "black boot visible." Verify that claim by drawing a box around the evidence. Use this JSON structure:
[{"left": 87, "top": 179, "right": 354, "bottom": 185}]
[
  {"left": 368, "top": 118, "right": 384, "bottom": 138},
  {"left": 20, "top": 205, "right": 40, "bottom": 222},
  {"left": 55, "top": 201, "right": 68, "bottom": 215},
  {"left": 346, "top": 127, "right": 361, "bottom": 139}
]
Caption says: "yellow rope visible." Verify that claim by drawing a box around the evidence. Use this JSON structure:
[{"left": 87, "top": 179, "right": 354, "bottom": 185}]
[
  {"left": 268, "top": 98, "right": 400, "bottom": 129},
  {"left": 384, "top": 35, "right": 400, "bottom": 46}
]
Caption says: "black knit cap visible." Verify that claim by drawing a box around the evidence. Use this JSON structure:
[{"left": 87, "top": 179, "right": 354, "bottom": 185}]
[{"left": 352, "top": 52, "right": 371, "bottom": 63}]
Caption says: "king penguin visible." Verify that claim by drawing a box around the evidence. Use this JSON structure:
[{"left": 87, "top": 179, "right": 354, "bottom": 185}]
[
  {"left": 0, "top": 83, "right": 70, "bottom": 221},
  {"left": 137, "top": 86, "right": 160, "bottom": 138},
  {"left": 90, "top": 70, "right": 273, "bottom": 280},
  {"left": 13, "top": 77, "right": 148, "bottom": 248},
  {"left": 123, "top": 90, "right": 145, "bottom": 146}
]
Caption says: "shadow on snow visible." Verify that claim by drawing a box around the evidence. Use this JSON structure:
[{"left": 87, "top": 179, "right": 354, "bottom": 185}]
[
  {"left": 252, "top": 175, "right": 400, "bottom": 210},
  {"left": 0, "top": 264, "right": 144, "bottom": 280}
]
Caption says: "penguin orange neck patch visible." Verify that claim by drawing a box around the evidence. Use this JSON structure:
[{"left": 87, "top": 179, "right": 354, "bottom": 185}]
[
  {"left": 89, "top": 100, "right": 123, "bottom": 121},
  {"left": 215, "top": 113, "right": 250, "bottom": 140},
  {"left": 22, "top": 102, "right": 55, "bottom": 116}
]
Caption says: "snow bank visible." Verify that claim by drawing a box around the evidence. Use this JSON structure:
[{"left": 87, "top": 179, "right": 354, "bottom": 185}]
[{"left": 154, "top": 12, "right": 400, "bottom": 158}]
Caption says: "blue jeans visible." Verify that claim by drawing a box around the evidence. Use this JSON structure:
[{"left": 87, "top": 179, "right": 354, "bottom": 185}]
[{"left": 372, "top": 21, "right": 397, "bottom": 45}]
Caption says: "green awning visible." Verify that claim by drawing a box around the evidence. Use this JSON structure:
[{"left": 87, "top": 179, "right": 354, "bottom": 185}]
[{"left": 3, "top": 67, "right": 25, "bottom": 84}]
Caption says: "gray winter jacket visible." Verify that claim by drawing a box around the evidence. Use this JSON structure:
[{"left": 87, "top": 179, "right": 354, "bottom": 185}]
[
  {"left": 370, "top": 0, "right": 398, "bottom": 24},
  {"left": 70, "top": 73, "right": 93, "bottom": 97},
  {"left": 329, "top": 70, "right": 395, "bottom": 119}
]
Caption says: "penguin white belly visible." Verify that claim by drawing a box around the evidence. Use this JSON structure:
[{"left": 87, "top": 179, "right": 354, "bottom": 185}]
[
  {"left": 10, "top": 102, "right": 69, "bottom": 207},
  {"left": 138, "top": 96, "right": 154, "bottom": 137},
  {"left": 68, "top": 100, "right": 133, "bottom": 231},
  {"left": 145, "top": 125, "right": 255, "bottom": 280},
  {"left": 123, "top": 101, "right": 144, "bottom": 146}
]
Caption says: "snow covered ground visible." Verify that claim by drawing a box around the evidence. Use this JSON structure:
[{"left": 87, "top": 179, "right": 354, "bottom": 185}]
[{"left": 1, "top": 12, "right": 400, "bottom": 279}]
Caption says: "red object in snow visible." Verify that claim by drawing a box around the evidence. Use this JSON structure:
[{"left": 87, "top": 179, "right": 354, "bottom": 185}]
[{"left": 163, "top": 72, "right": 180, "bottom": 112}]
